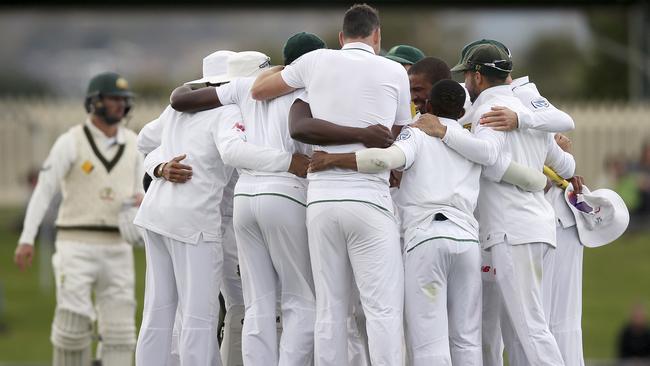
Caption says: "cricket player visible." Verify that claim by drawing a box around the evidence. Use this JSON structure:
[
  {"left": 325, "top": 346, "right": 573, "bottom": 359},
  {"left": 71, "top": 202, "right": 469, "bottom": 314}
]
[
  {"left": 407, "top": 57, "right": 452, "bottom": 116},
  {"left": 447, "top": 42, "right": 576, "bottom": 365},
  {"left": 542, "top": 133, "right": 586, "bottom": 366},
  {"left": 137, "top": 52, "right": 248, "bottom": 366},
  {"left": 169, "top": 37, "right": 326, "bottom": 365},
  {"left": 14, "top": 72, "right": 143, "bottom": 366},
  {"left": 251, "top": 4, "right": 410, "bottom": 365}
]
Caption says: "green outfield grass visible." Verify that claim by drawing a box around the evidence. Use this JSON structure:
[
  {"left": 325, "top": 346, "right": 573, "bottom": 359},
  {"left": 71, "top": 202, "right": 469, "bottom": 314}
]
[{"left": 0, "top": 206, "right": 648, "bottom": 363}]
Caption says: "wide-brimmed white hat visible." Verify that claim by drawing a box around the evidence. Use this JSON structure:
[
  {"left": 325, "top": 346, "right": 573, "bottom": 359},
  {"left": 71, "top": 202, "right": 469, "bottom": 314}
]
[
  {"left": 185, "top": 50, "right": 236, "bottom": 85},
  {"left": 187, "top": 51, "right": 271, "bottom": 86},
  {"left": 564, "top": 184, "right": 629, "bottom": 248}
]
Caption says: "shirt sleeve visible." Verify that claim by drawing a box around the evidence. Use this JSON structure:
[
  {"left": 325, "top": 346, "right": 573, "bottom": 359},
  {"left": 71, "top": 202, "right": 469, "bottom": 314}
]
[
  {"left": 441, "top": 113, "right": 506, "bottom": 167},
  {"left": 214, "top": 107, "right": 292, "bottom": 172},
  {"left": 280, "top": 50, "right": 320, "bottom": 89},
  {"left": 216, "top": 78, "right": 248, "bottom": 106},
  {"left": 143, "top": 146, "right": 165, "bottom": 179},
  {"left": 394, "top": 70, "right": 413, "bottom": 126},
  {"left": 482, "top": 151, "right": 512, "bottom": 182},
  {"left": 514, "top": 82, "right": 574, "bottom": 132},
  {"left": 137, "top": 116, "right": 164, "bottom": 155},
  {"left": 392, "top": 127, "right": 419, "bottom": 170},
  {"left": 18, "top": 132, "right": 76, "bottom": 245},
  {"left": 544, "top": 134, "right": 576, "bottom": 179}
]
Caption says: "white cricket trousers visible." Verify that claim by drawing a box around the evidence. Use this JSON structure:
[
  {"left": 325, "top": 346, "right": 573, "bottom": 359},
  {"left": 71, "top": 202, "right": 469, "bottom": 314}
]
[
  {"left": 542, "top": 225, "right": 585, "bottom": 366},
  {"left": 480, "top": 250, "right": 504, "bottom": 366},
  {"left": 136, "top": 230, "right": 223, "bottom": 366},
  {"left": 307, "top": 201, "right": 404, "bottom": 366},
  {"left": 404, "top": 220, "right": 482, "bottom": 366},
  {"left": 491, "top": 242, "right": 564, "bottom": 366},
  {"left": 233, "top": 183, "right": 315, "bottom": 366}
]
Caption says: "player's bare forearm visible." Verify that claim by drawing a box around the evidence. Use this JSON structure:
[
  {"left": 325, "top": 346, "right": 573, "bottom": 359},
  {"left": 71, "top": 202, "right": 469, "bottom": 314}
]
[
  {"left": 309, "top": 151, "right": 357, "bottom": 173},
  {"left": 289, "top": 99, "right": 393, "bottom": 148},
  {"left": 251, "top": 66, "right": 293, "bottom": 100},
  {"left": 170, "top": 85, "right": 222, "bottom": 113}
]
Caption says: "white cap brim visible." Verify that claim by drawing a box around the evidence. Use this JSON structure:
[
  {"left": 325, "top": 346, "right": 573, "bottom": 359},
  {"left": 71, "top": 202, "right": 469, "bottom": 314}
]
[{"left": 184, "top": 73, "right": 235, "bottom": 86}]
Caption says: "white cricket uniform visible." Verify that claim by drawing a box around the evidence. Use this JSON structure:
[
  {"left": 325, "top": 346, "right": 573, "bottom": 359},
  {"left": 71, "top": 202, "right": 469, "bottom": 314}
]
[
  {"left": 281, "top": 41, "right": 411, "bottom": 366},
  {"left": 542, "top": 185, "right": 585, "bottom": 366},
  {"left": 392, "top": 122, "right": 482, "bottom": 366},
  {"left": 448, "top": 85, "right": 574, "bottom": 366},
  {"left": 215, "top": 77, "right": 315, "bottom": 366},
  {"left": 134, "top": 105, "right": 243, "bottom": 366},
  {"left": 138, "top": 117, "right": 246, "bottom": 366},
  {"left": 19, "top": 120, "right": 143, "bottom": 366},
  {"left": 466, "top": 77, "right": 576, "bottom": 366}
]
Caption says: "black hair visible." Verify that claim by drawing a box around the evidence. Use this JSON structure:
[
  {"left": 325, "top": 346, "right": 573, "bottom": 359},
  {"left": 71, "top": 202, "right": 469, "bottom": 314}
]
[
  {"left": 408, "top": 57, "right": 451, "bottom": 86},
  {"left": 480, "top": 70, "right": 509, "bottom": 85},
  {"left": 429, "top": 79, "right": 466, "bottom": 120},
  {"left": 342, "top": 4, "right": 380, "bottom": 39}
]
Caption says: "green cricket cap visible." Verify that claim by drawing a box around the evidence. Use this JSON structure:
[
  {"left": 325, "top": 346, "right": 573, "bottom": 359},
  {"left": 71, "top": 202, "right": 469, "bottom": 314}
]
[
  {"left": 450, "top": 42, "right": 512, "bottom": 76},
  {"left": 86, "top": 72, "right": 133, "bottom": 98},
  {"left": 385, "top": 45, "right": 425, "bottom": 65},
  {"left": 283, "top": 32, "right": 327, "bottom": 65}
]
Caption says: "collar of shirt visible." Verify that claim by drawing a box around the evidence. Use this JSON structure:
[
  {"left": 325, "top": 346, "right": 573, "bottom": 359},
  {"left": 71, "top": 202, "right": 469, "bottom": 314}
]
[
  {"left": 439, "top": 117, "right": 461, "bottom": 128},
  {"left": 511, "top": 75, "right": 530, "bottom": 91},
  {"left": 84, "top": 119, "right": 125, "bottom": 148},
  {"left": 341, "top": 42, "right": 375, "bottom": 55},
  {"left": 473, "top": 84, "right": 514, "bottom": 107}
]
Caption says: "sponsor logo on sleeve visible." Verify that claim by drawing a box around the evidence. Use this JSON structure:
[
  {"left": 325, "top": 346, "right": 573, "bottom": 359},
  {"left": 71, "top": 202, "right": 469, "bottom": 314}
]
[
  {"left": 531, "top": 98, "right": 550, "bottom": 109},
  {"left": 396, "top": 128, "right": 412, "bottom": 141}
]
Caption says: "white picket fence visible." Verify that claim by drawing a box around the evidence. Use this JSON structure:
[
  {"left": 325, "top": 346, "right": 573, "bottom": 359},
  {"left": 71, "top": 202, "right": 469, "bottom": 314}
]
[{"left": 0, "top": 97, "right": 649, "bottom": 205}]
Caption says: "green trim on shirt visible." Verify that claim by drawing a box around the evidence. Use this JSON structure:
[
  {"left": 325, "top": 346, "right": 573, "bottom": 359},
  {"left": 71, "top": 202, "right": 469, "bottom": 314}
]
[
  {"left": 233, "top": 193, "right": 306, "bottom": 207},
  {"left": 406, "top": 236, "right": 479, "bottom": 253},
  {"left": 306, "top": 199, "right": 390, "bottom": 212}
]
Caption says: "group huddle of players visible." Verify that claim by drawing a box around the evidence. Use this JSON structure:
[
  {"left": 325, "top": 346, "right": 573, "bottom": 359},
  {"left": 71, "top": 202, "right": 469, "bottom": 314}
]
[{"left": 13, "top": 4, "right": 600, "bottom": 366}]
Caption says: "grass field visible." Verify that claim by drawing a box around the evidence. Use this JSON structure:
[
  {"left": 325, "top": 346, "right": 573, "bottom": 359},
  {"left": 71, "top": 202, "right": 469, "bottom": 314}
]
[{"left": 0, "top": 206, "right": 648, "bottom": 363}]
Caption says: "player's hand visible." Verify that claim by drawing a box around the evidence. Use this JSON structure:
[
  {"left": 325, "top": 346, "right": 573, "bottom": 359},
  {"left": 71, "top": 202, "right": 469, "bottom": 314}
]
[
  {"left": 360, "top": 125, "right": 394, "bottom": 148},
  {"left": 411, "top": 113, "right": 446, "bottom": 138},
  {"left": 162, "top": 154, "right": 193, "bottom": 183},
  {"left": 554, "top": 133, "right": 572, "bottom": 153},
  {"left": 288, "top": 153, "right": 310, "bottom": 178},
  {"left": 480, "top": 106, "right": 518, "bottom": 131},
  {"left": 308, "top": 151, "right": 334, "bottom": 173},
  {"left": 568, "top": 175, "right": 584, "bottom": 195},
  {"left": 14, "top": 244, "right": 34, "bottom": 272},
  {"left": 390, "top": 170, "right": 403, "bottom": 188}
]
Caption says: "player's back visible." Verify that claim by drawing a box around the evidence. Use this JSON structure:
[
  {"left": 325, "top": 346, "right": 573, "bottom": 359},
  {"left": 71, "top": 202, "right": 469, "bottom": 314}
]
[
  {"left": 394, "top": 123, "right": 481, "bottom": 246},
  {"left": 135, "top": 105, "right": 238, "bottom": 244},
  {"left": 469, "top": 86, "right": 556, "bottom": 248}
]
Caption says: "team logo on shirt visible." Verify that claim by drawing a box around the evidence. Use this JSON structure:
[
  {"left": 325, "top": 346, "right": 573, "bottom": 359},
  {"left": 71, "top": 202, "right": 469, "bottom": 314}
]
[
  {"left": 81, "top": 160, "right": 94, "bottom": 174},
  {"left": 233, "top": 122, "right": 245, "bottom": 132},
  {"left": 530, "top": 98, "right": 550, "bottom": 109},
  {"left": 396, "top": 128, "right": 411, "bottom": 141},
  {"left": 99, "top": 187, "right": 115, "bottom": 201}
]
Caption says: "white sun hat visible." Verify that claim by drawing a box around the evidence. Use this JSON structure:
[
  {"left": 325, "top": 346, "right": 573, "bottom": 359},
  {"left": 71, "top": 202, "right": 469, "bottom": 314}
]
[
  {"left": 186, "top": 51, "right": 271, "bottom": 86},
  {"left": 185, "top": 50, "right": 236, "bottom": 85},
  {"left": 564, "top": 184, "right": 630, "bottom": 248}
]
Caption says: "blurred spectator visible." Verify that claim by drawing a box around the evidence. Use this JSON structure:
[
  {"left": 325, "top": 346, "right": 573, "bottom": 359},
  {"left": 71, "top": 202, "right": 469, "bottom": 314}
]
[
  {"left": 632, "top": 143, "right": 650, "bottom": 216},
  {"left": 598, "top": 154, "right": 640, "bottom": 212},
  {"left": 618, "top": 303, "right": 650, "bottom": 364}
]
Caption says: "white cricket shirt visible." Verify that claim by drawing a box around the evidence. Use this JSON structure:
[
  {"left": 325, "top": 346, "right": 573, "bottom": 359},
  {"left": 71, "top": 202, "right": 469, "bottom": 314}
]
[
  {"left": 463, "top": 85, "right": 561, "bottom": 248},
  {"left": 392, "top": 121, "right": 481, "bottom": 250},
  {"left": 134, "top": 105, "right": 241, "bottom": 244},
  {"left": 280, "top": 42, "right": 412, "bottom": 211}
]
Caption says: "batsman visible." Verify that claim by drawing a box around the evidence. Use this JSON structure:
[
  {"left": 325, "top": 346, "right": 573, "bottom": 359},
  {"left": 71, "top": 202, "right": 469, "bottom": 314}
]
[{"left": 14, "top": 72, "right": 144, "bottom": 366}]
